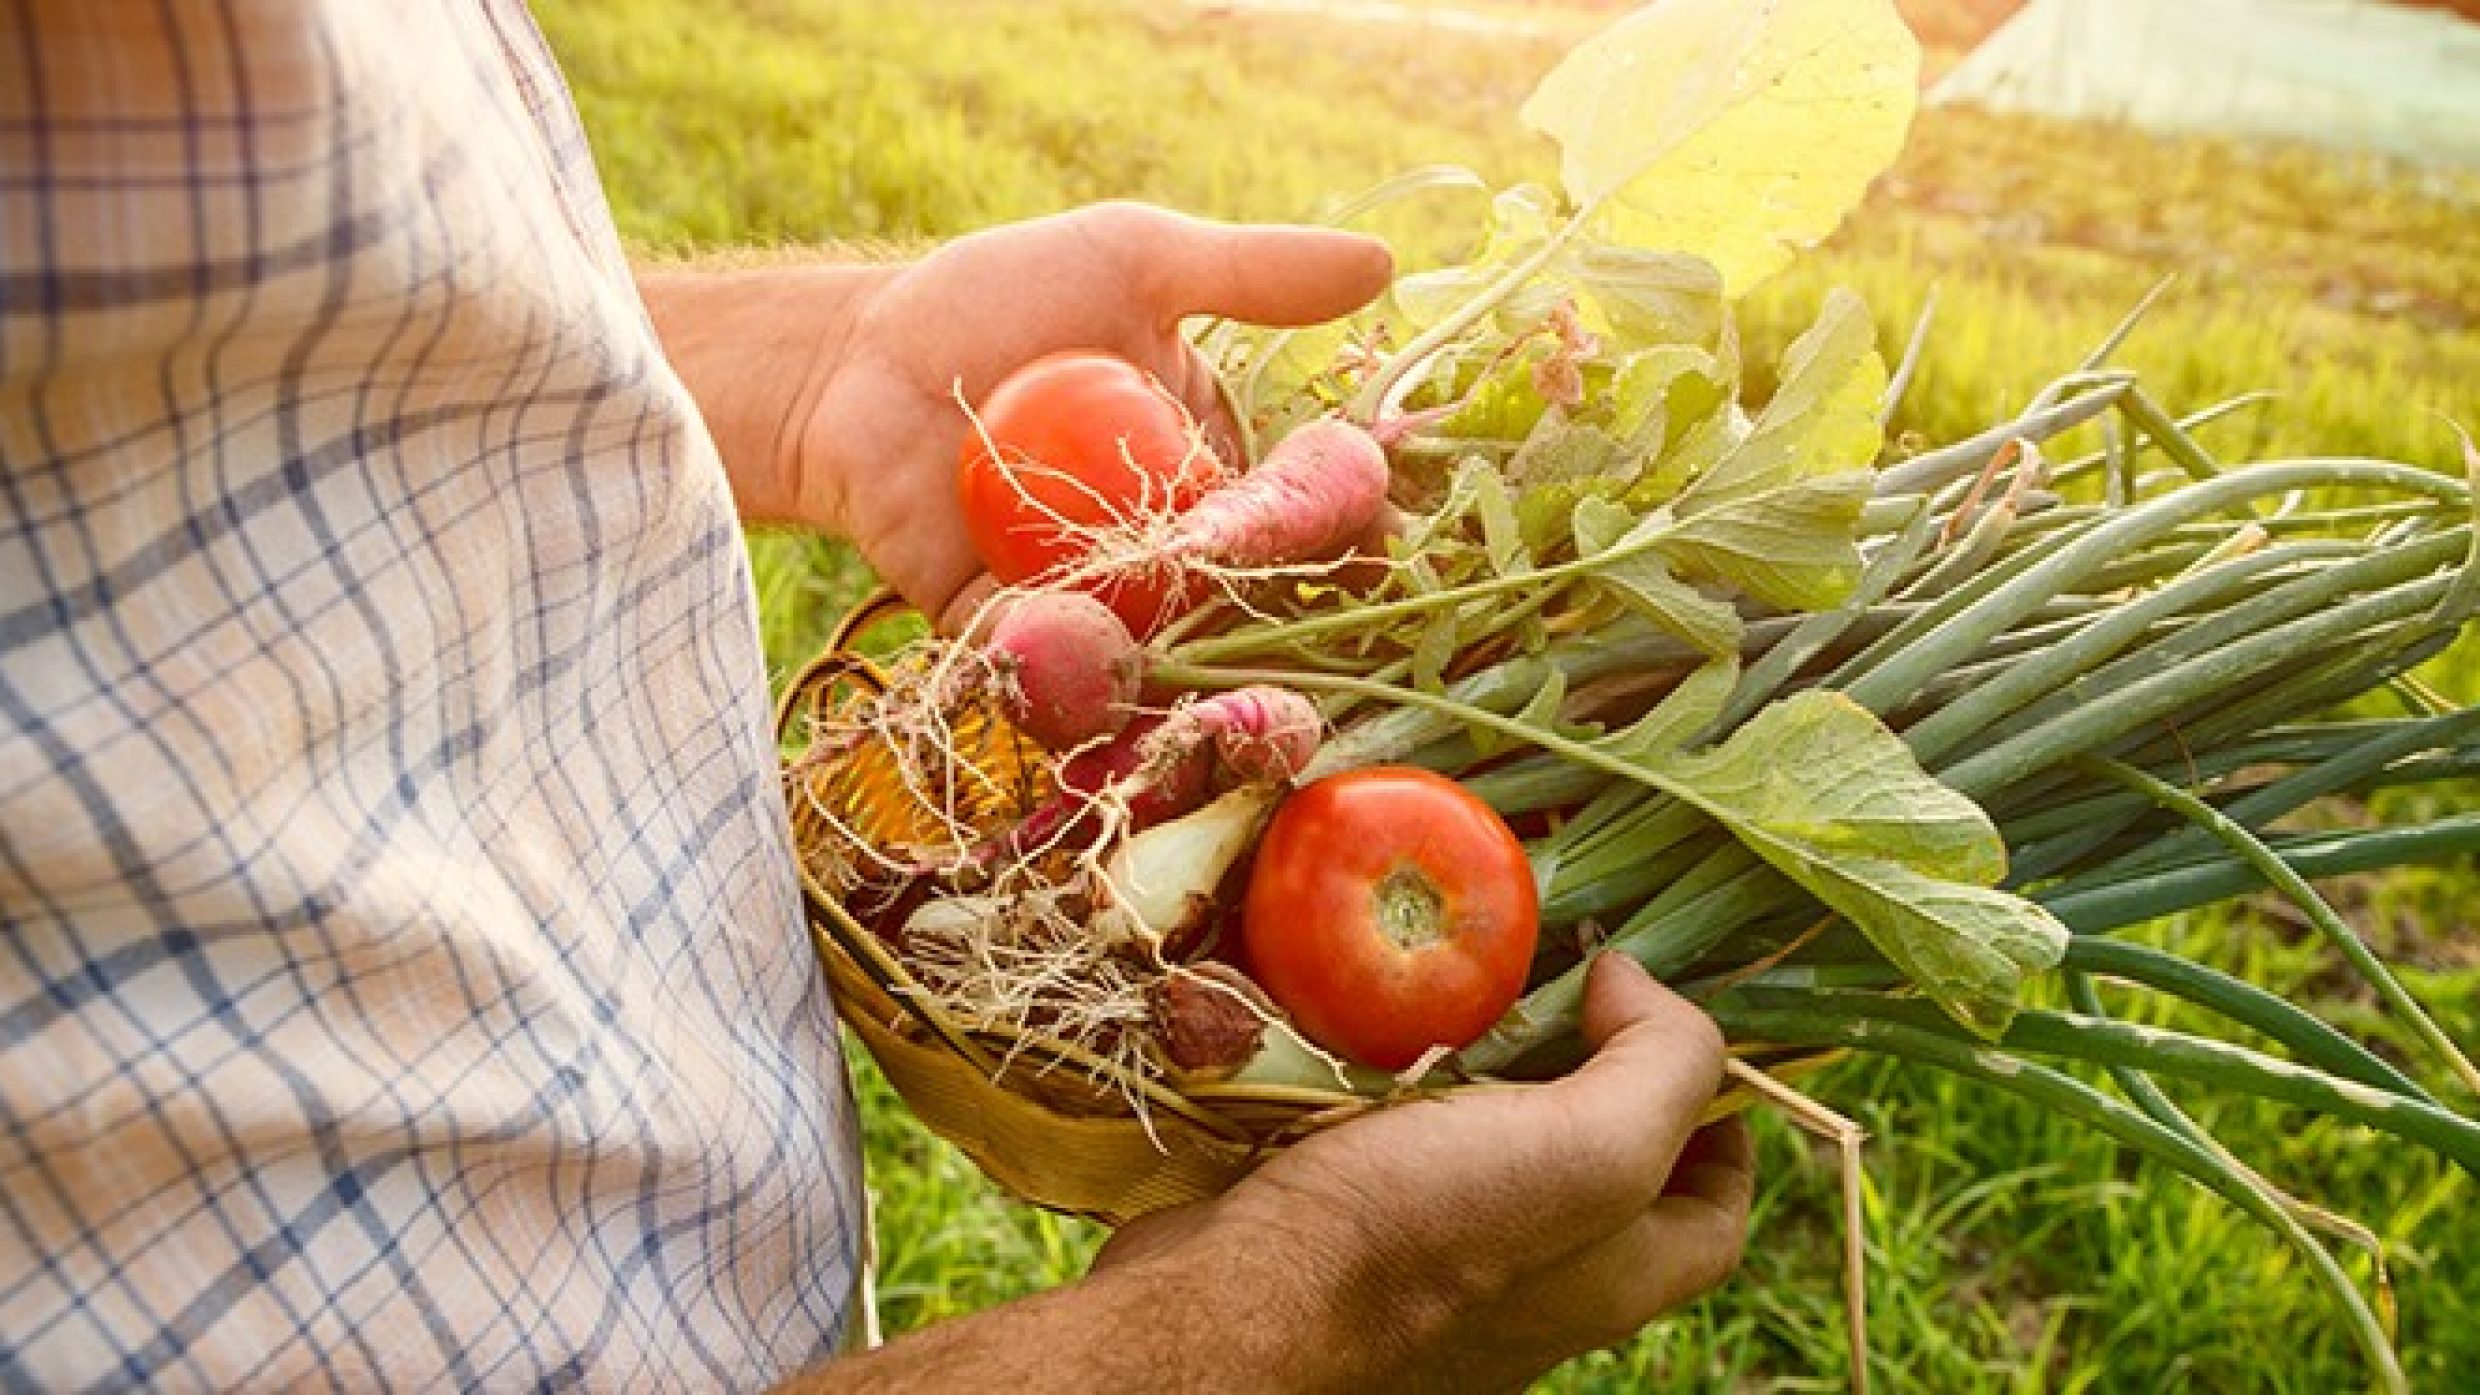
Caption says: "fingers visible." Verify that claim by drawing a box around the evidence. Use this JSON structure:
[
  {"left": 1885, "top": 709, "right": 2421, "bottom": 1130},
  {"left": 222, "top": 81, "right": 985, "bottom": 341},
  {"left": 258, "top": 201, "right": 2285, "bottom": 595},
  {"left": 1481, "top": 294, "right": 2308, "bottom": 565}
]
[
  {"left": 1472, "top": 1120, "right": 1752, "bottom": 1358},
  {"left": 935, "top": 572, "right": 1001, "bottom": 638},
  {"left": 1119, "top": 203, "right": 1395, "bottom": 329},
  {"left": 1628, "top": 1121, "right": 1756, "bottom": 1311},
  {"left": 1094, "top": 202, "right": 1389, "bottom": 472},
  {"left": 1538, "top": 954, "right": 1729, "bottom": 1215},
  {"left": 1550, "top": 1126, "right": 1755, "bottom": 1345},
  {"left": 1646, "top": 1118, "right": 1755, "bottom": 1295},
  {"left": 1662, "top": 1116, "right": 1755, "bottom": 1212}
]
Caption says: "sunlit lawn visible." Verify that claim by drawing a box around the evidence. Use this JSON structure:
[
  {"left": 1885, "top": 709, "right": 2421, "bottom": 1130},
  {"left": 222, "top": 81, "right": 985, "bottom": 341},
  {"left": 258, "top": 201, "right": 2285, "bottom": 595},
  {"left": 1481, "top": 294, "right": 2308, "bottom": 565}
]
[{"left": 539, "top": 1, "right": 2479, "bottom": 1387}]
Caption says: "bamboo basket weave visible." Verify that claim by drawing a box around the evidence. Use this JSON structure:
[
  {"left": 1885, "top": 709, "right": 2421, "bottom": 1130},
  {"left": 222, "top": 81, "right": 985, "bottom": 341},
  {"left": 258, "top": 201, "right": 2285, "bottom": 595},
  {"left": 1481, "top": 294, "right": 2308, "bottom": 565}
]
[{"left": 779, "top": 591, "right": 1834, "bottom": 1227}]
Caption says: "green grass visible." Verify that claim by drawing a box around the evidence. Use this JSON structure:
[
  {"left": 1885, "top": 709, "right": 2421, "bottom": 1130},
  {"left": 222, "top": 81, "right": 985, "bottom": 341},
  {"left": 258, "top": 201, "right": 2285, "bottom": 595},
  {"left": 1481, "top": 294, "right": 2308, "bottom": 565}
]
[{"left": 537, "top": 1, "right": 2480, "bottom": 1387}]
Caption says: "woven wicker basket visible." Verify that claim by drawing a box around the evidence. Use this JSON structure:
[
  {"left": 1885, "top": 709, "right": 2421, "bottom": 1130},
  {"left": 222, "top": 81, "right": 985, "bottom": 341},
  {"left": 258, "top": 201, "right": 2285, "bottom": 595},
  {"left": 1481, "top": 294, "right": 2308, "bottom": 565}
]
[{"left": 779, "top": 592, "right": 1832, "bottom": 1227}]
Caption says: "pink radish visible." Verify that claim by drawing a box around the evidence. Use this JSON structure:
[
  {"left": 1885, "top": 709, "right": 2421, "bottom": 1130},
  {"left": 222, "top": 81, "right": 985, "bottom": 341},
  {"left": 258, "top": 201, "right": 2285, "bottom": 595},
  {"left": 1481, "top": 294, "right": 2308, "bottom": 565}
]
[
  {"left": 984, "top": 591, "right": 1141, "bottom": 752},
  {"left": 937, "top": 714, "right": 1211, "bottom": 878},
  {"left": 934, "top": 687, "right": 1324, "bottom": 880},
  {"left": 1167, "top": 417, "right": 1392, "bottom": 571},
  {"left": 1145, "top": 686, "right": 1325, "bottom": 786},
  {"left": 1061, "top": 713, "right": 1213, "bottom": 830}
]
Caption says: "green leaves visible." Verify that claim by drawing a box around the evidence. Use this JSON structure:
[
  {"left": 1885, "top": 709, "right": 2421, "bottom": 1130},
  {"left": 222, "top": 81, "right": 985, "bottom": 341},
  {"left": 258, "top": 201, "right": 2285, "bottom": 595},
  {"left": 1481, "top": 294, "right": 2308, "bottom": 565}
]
[
  {"left": 1442, "top": 345, "right": 1560, "bottom": 443},
  {"left": 1683, "top": 290, "right": 1887, "bottom": 508},
  {"left": 1199, "top": 2, "right": 2050, "bottom": 1037},
  {"left": 1572, "top": 496, "right": 1743, "bottom": 656},
  {"left": 1507, "top": 419, "right": 1626, "bottom": 489},
  {"left": 1664, "top": 472, "right": 1872, "bottom": 611},
  {"left": 1556, "top": 295, "right": 1886, "bottom": 647},
  {"left": 1644, "top": 692, "right": 2069, "bottom": 1034},
  {"left": 1599, "top": 659, "right": 1738, "bottom": 763},
  {"left": 1571, "top": 247, "right": 1726, "bottom": 347},
  {"left": 1472, "top": 668, "right": 1579, "bottom": 759},
  {"left": 1661, "top": 288, "right": 1885, "bottom": 610},
  {"left": 1609, "top": 344, "right": 1732, "bottom": 464},
  {"left": 1521, "top": 0, "right": 1921, "bottom": 295},
  {"left": 1668, "top": 692, "right": 2003, "bottom": 880},
  {"left": 1471, "top": 464, "right": 1528, "bottom": 575}
]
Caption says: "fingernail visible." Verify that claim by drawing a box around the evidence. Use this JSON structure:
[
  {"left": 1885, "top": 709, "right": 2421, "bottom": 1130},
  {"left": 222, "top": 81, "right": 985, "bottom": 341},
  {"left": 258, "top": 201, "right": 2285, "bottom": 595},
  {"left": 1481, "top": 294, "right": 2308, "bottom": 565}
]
[{"left": 1594, "top": 950, "right": 1651, "bottom": 984}]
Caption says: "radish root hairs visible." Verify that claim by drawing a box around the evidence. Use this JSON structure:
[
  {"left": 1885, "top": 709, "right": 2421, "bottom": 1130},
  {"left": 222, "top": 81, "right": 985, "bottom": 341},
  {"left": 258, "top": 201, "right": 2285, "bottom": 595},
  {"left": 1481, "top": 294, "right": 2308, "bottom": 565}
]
[
  {"left": 973, "top": 415, "right": 1400, "bottom": 634},
  {"left": 899, "top": 888, "right": 1166, "bottom": 1117},
  {"left": 1147, "top": 685, "right": 1326, "bottom": 785}
]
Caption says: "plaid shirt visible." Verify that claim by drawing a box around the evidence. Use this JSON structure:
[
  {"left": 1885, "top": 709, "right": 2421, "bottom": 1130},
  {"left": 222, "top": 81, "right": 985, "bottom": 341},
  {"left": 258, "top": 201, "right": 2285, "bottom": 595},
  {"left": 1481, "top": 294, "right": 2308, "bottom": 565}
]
[{"left": 0, "top": 3, "right": 863, "bottom": 1388}]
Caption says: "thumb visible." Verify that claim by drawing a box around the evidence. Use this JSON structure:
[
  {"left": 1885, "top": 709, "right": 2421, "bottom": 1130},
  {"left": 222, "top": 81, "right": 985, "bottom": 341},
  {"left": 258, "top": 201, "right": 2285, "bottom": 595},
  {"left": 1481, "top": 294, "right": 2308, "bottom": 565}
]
[
  {"left": 1578, "top": 950, "right": 1700, "bottom": 1053},
  {"left": 1090, "top": 1199, "right": 1214, "bottom": 1273},
  {"left": 934, "top": 572, "right": 1002, "bottom": 639},
  {"left": 1142, "top": 209, "right": 1395, "bottom": 328},
  {"left": 1575, "top": 954, "right": 1727, "bottom": 1123}
]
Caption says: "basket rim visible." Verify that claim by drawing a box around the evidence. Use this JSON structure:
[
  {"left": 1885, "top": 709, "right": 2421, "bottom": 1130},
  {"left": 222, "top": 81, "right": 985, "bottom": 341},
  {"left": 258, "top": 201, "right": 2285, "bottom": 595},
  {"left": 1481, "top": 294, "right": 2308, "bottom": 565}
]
[{"left": 796, "top": 854, "right": 1340, "bottom": 1141}]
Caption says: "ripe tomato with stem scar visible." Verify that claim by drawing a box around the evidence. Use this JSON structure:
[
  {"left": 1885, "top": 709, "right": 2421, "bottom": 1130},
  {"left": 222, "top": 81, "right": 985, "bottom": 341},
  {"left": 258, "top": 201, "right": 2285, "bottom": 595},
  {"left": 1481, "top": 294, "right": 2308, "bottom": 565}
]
[{"left": 1240, "top": 766, "right": 1540, "bottom": 1071}]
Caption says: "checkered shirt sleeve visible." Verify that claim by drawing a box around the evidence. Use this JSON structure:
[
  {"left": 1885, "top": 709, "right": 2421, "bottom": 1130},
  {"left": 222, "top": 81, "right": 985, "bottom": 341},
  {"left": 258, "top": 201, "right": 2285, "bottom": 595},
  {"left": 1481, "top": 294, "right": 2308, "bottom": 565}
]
[{"left": 0, "top": 3, "right": 864, "bottom": 1388}]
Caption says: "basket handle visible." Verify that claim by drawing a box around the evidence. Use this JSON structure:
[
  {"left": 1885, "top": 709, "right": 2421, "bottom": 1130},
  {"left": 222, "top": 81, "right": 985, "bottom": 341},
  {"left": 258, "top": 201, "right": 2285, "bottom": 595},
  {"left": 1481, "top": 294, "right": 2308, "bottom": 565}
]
[
  {"left": 772, "top": 587, "right": 919, "bottom": 749},
  {"left": 831, "top": 587, "right": 919, "bottom": 652}
]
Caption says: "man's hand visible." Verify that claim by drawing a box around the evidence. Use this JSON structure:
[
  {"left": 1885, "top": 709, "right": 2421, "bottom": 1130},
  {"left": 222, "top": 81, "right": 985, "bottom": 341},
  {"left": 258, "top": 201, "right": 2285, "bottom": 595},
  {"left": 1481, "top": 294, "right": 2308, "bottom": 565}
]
[
  {"left": 1103, "top": 951, "right": 1754, "bottom": 1391},
  {"left": 783, "top": 954, "right": 1752, "bottom": 1394},
  {"left": 642, "top": 203, "right": 1391, "bottom": 631}
]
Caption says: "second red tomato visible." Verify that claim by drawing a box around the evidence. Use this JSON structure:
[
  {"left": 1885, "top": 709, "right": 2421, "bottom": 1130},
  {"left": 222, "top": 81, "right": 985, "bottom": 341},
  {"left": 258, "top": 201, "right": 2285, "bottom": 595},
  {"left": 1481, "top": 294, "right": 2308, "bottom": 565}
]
[{"left": 1240, "top": 767, "right": 1540, "bottom": 1071}]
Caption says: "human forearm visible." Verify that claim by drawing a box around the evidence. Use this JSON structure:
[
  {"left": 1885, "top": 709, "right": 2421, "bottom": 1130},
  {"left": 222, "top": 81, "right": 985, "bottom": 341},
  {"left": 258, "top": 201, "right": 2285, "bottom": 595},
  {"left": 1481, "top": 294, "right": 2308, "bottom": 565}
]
[
  {"left": 771, "top": 1212, "right": 1394, "bottom": 1395},
  {"left": 637, "top": 262, "right": 898, "bottom": 529}
]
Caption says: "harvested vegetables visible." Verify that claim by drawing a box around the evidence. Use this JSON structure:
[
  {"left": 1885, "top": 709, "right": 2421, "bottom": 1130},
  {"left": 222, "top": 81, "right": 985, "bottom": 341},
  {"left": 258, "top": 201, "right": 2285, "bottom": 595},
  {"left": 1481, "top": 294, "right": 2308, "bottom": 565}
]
[
  {"left": 1240, "top": 765, "right": 1540, "bottom": 1072},
  {"left": 782, "top": 0, "right": 2480, "bottom": 1385}
]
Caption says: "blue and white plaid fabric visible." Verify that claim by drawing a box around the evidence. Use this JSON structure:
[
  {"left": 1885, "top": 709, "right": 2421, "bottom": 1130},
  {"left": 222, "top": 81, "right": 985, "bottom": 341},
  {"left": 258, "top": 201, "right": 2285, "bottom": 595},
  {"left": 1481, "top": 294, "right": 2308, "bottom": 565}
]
[{"left": 0, "top": 3, "right": 863, "bottom": 1387}]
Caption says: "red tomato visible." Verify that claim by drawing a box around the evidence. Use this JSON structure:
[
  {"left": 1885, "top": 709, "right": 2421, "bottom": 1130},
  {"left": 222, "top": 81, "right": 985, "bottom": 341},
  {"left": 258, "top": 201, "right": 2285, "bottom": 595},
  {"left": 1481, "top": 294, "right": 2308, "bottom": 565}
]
[
  {"left": 1240, "top": 767, "right": 1539, "bottom": 1071},
  {"left": 957, "top": 352, "right": 1224, "bottom": 634}
]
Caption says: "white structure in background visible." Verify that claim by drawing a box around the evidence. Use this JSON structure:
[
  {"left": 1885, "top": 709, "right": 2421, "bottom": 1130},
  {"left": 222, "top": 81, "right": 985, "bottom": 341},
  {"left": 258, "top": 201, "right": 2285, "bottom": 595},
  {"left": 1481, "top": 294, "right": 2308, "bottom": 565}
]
[{"left": 1931, "top": 0, "right": 2480, "bottom": 167}]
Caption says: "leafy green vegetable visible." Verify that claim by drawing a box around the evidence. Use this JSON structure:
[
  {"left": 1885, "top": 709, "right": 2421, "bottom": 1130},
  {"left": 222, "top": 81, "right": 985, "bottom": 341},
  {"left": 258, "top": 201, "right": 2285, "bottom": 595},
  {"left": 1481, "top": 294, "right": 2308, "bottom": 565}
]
[
  {"left": 1681, "top": 289, "right": 1886, "bottom": 506},
  {"left": 1520, "top": 0, "right": 1922, "bottom": 294},
  {"left": 1664, "top": 472, "right": 1872, "bottom": 611},
  {"left": 1506, "top": 419, "right": 1627, "bottom": 489},
  {"left": 1597, "top": 658, "right": 1739, "bottom": 761},
  {"left": 1608, "top": 344, "right": 1730, "bottom": 460},
  {"left": 1644, "top": 692, "right": 2069, "bottom": 1034},
  {"left": 1572, "top": 497, "right": 1745, "bottom": 655}
]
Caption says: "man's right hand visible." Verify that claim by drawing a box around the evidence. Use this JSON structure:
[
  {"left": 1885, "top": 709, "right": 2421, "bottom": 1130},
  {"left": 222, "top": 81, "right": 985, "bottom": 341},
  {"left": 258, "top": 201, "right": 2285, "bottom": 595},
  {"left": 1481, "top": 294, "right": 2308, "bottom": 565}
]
[
  {"left": 1103, "top": 950, "right": 1753, "bottom": 1391},
  {"left": 784, "top": 952, "right": 1752, "bottom": 1394}
]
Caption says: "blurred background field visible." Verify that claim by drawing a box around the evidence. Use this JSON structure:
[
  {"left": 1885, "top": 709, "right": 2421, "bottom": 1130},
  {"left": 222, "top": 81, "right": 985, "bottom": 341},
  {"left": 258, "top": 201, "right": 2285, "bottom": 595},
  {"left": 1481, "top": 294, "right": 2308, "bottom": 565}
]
[{"left": 536, "top": 1, "right": 2479, "bottom": 1388}]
